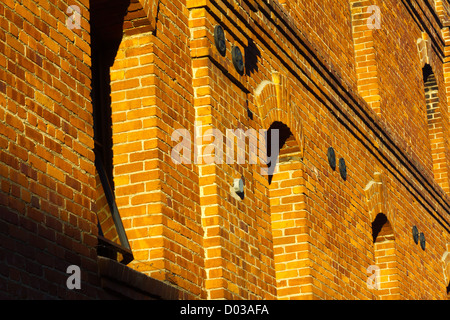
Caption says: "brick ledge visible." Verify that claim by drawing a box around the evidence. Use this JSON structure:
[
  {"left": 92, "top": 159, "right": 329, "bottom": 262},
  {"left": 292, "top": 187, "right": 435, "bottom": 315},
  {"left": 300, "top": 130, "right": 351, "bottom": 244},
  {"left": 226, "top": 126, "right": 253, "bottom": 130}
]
[{"left": 97, "top": 256, "right": 180, "bottom": 300}]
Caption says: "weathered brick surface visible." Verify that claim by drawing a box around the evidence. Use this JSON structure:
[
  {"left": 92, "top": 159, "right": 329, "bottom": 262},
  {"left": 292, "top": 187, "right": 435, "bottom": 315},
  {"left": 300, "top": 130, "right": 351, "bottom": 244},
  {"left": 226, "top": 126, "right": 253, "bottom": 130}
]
[{"left": 1, "top": 0, "right": 450, "bottom": 300}]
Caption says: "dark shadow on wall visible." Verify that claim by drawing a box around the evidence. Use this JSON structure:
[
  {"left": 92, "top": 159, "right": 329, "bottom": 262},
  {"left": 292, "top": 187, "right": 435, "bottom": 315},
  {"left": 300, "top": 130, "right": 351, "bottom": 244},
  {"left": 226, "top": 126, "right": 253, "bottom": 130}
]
[
  {"left": 266, "top": 122, "right": 293, "bottom": 185},
  {"left": 89, "top": 0, "right": 134, "bottom": 264},
  {"left": 371, "top": 212, "right": 388, "bottom": 243},
  {"left": 90, "top": 0, "right": 130, "bottom": 190},
  {"left": 245, "top": 38, "right": 260, "bottom": 77}
]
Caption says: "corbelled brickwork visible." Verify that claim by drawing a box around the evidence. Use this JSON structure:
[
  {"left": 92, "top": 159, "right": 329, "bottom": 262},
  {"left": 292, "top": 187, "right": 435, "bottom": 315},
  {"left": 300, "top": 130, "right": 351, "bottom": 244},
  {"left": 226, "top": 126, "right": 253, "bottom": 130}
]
[{"left": 1, "top": 0, "right": 450, "bottom": 300}]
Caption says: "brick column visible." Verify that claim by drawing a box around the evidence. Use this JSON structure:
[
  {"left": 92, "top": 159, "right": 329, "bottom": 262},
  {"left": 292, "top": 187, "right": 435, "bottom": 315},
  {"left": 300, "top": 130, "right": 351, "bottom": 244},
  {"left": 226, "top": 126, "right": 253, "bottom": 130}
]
[
  {"left": 110, "top": 0, "right": 205, "bottom": 299},
  {"left": 350, "top": 0, "right": 382, "bottom": 114}
]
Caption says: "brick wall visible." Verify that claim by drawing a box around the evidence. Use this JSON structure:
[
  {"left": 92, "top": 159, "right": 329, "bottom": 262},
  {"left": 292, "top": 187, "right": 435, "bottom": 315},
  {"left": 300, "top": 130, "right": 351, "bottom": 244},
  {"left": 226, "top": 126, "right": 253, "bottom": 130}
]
[
  {"left": 189, "top": 2, "right": 277, "bottom": 298},
  {"left": 424, "top": 70, "right": 450, "bottom": 194},
  {"left": 279, "top": 0, "right": 358, "bottom": 92},
  {"left": 270, "top": 134, "right": 310, "bottom": 299},
  {"left": 1, "top": 0, "right": 450, "bottom": 300},
  {"left": 0, "top": 0, "right": 101, "bottom": 298},
  {"left": 0, "top": 0, "right": 179, "bottom": 299}
]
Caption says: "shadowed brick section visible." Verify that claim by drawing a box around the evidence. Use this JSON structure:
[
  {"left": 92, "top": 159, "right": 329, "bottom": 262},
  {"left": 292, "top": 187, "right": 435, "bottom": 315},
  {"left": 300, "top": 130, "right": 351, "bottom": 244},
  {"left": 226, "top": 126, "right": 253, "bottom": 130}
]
[
  {"left": 0, "top": 0, "right": 179, "bottom": 300},
  {"left": 0, "top": 0, "right": 100, "bottom": 299},
  {"left": 97, "top": 256, "right": 180, "bottom": 299},
  {"left": 94, "top": 172, "right": 120, "bottom": 244}
]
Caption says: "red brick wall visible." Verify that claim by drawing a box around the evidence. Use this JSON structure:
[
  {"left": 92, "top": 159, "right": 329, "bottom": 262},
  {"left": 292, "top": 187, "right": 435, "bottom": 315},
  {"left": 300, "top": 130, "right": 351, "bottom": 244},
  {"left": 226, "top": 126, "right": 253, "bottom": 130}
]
[
  {"left": 270, "top": 136, "right": 310, "bottom": 299},
  {"left": 350, "top": 0, "right": 381, "bottom": 114},
  {"left": 372, "top": 0, "right": 434, "bottom": 177},
  {"left": 279, "top": 0, "right": 358, "bottom": 91},
  {"left": 188, "top": 3, "right": 277, "bottom": 298},
  {"left": 1, "top": 0, "right": 450, "bottom": 300}
]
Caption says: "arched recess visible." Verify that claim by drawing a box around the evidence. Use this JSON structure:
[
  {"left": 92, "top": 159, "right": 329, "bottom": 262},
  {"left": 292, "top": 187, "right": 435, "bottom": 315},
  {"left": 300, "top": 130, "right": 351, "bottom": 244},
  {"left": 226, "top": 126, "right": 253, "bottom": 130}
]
[
  {"left": 254, "top": 71, "right": 304, "bottom": 159},
  {"left": 371, "top": 213, "right": 399, "bottom": 299},
  {"left": 423, "top": 63, "right": 450, "bottom": 192},
  {"left": 364, "top": 173, "right": 399, "bottom": 299},
  {"left": 255, "top": 73, "right": 315, "bottom": 299},
  {"left": 267, "top": 121, "right": 312, "bottom": 299},
  {"left": 266, "top": 122, "right": 295, "bottom": 183},
  {"left": 254, "top": 71, "right": 328, "bottom": 298},
  {"left": 350, "top": 0, "right": 381, "bottom": 114},
  {"left": 418, "top": 33, "right": 450, "bottom": 193},
  {"left": 364, "top": 172, "right": 395, "bottom": 225}
]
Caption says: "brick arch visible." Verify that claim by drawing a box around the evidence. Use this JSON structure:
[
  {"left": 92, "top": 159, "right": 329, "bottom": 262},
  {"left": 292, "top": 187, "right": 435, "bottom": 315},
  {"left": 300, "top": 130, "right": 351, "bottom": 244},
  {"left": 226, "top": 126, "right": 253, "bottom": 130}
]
[
  {"left": 417, "top": 32, "right": 433, "bottom": 70},
  {"left": 421, "top": 55, "right": 450, "bottom": 194},
  {"left": 254, "top": 72, "right": 304, "bottom": 158},
  {"left": 255, "top": 80, "right": 311, "bottom": 298},
  {"left": 371, "top": 212, "right": 399, "bottom": 299},
  {"left": 364, "top": 172, "right": 395, "bottom": 229},
  {"left": 365, "top": 173, "right": 400, "bottom": 299}
]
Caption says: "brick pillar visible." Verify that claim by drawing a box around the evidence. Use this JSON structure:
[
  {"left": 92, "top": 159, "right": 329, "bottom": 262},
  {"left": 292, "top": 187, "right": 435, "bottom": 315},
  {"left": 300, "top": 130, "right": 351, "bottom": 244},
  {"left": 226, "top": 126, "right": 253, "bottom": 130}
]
[
  {"left": 372, "top": 213, "right": 399, "bottom": 300},
  {"left": 188, "top": 2, "right": 277, "bottom": 299},
  {"left": 424, "top": 71, "right": 450, "bottom": 194},
  {"left": 439, "top": 28, "right": 450, "bottom": 194},
  {"left": 350, "top": 0, "right": 382, "bottom": 114},
  {"left": 269, "top": 135, "right": 314, "bottom": 299},
  {"left": 110, "top": 0, "right": 205, "bottom": 299}
]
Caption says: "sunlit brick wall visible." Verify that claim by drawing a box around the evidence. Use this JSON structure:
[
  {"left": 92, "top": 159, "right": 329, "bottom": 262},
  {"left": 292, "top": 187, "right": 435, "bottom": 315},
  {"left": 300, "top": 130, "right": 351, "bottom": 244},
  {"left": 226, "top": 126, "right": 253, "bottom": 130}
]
[
  {"left": 1, "top": 0, "right": 450, "bottom": 300},
  {"left": 109, "top": 0, "right": 205, "bottom": 299}
]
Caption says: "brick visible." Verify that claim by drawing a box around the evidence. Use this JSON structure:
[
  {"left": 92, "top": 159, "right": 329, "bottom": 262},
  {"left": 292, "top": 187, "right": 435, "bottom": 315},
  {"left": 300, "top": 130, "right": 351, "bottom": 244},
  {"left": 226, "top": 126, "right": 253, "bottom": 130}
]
[
  {"left": 114, "top": 162, "right": 143, "bottom": 175},
  {"left": 5, "top": 113, "right": 24, "bottom": 131}
]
